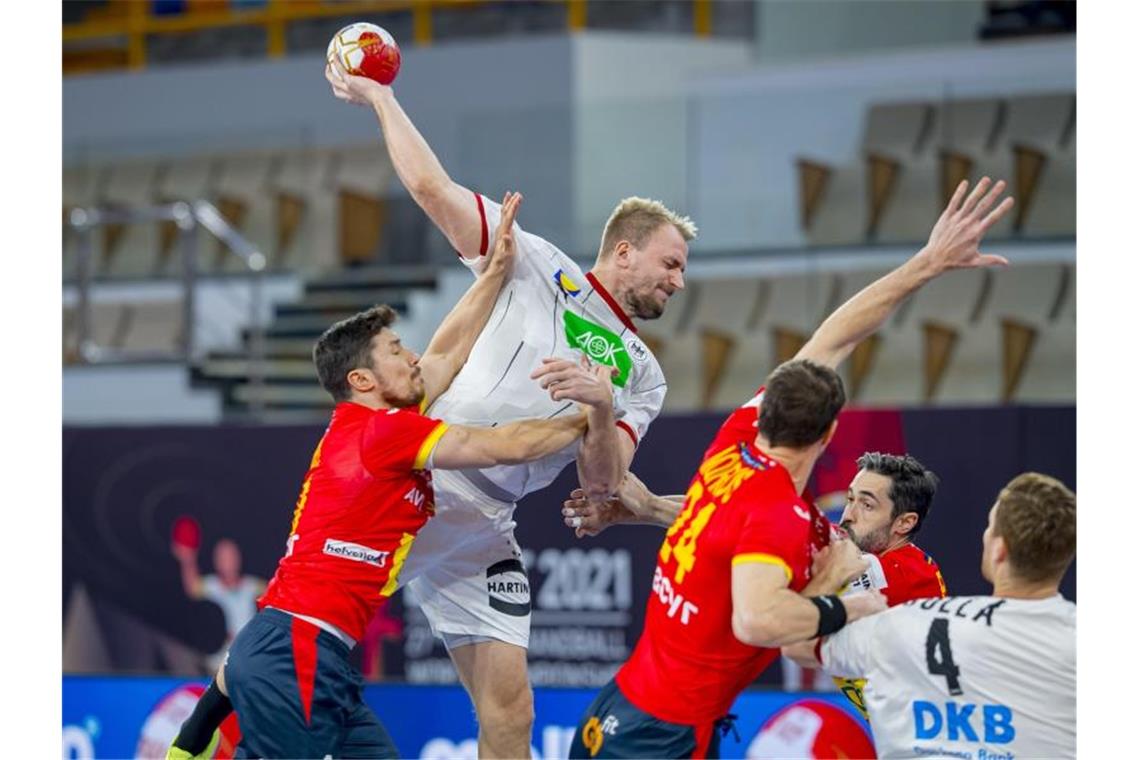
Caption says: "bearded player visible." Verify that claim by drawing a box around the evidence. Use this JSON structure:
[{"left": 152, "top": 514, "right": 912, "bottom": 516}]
[
  {"left": 785, "top": 473, "right": 1076, "bottom": 759},
  {"left": 168, "top": 196, "right": 607, "bottom": 758},
  {"left": 821, "top": 452, "right": 946, "bottom": 719},
  {"left": 326, "top": 57, "right": 694, "bottom": 757},
  {"left": 566, "top": 177, "right": 1015, "bottom": 758}
]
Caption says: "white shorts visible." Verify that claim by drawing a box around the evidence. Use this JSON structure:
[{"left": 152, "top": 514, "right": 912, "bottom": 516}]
[{"left": 400, "top": 469, "right": 532, "bottom": 649}]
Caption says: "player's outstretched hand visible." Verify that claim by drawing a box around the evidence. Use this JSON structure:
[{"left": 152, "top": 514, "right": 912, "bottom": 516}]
[
  {"left": 531, "top": 355, "right": 616, "bottom": 408},
  {"left": 921, "top": 177, "right": 1015, "bottom": 271},
  {"left": 842, "top": 590, "right": 888, "bottom": 623},
  {"left": 325, "top": 54, "right": 388, "bottom": 106},
  {"left": 562, "top": 471, "right": 656, "bottom": 537},
  {"left": 485, "top": 191, "right": 522, "bottom": 276},
  {"left": 562, "top": 488, "right": 633, "bottom": 538}
]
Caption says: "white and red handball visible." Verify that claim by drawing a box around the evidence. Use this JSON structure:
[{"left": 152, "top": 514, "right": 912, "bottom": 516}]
[{"left": 326, "top": 22, "right": 401, "bottom": 85}]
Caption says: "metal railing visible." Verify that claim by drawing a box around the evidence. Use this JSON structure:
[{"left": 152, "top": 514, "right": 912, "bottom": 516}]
[
  {"left": 65, "top": 201, "right": 268, "bottom": 412},
  {"left": 62, "top": 0, "right": 716, "bottom": 75}
]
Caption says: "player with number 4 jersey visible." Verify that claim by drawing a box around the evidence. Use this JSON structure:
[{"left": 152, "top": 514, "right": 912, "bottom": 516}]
[{"left": 788, "top": 472, "right": 1076, "bottom": 759}]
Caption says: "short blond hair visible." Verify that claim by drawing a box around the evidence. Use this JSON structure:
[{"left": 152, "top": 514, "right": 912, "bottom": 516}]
[
  {"left": 994, "top": 472, "right": 1076, "bottom": 583},
  {"left": 598, "top": 197, "right": 697, "bottom": 259}
]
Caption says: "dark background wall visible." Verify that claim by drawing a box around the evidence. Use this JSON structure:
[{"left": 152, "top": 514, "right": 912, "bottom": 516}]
[{"left": 62, "top": 404, "right": 1075, "bottom": 677}]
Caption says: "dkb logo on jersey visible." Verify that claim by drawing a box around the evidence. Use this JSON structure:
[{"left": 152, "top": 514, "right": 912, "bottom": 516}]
[
  {"left": 913, "top": 700, "right": 1015, "bottom": 745},
  {"left": 563, "top": 311, "right": 632, "bottom": 387}
]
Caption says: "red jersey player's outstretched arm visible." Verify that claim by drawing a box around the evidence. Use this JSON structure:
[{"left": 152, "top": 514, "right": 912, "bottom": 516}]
[
  {"left": 417, "top": 192, "right": 522, "bottom": 408},
  {"left": 430, "top": 412, "right": 589, "bottom": 469},
  {"left": 731, "top": 539, "right": 885, "bottom": 648},
  {"left": 326, "top": 57, "right": 484, "bottom": 260},
  {"left": 796, "top": 177, "right": 1016, "bottom": 371},
  {"left": 561, "top": 471, "right": 685, "bottom": 537},
  {"left": 781, "top": 539, "right": 886, "bottom": 667}
]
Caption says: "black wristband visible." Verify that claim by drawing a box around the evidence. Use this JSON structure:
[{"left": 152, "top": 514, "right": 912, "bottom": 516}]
[
  {"left": 810, "top": 594, "right": 848, "bottom": 638},
  {"left": 173, "top": 678, "right": 232, "bottom": 754}
]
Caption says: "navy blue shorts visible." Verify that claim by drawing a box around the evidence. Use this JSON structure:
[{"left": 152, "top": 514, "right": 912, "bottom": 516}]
[
  {"left": 224, "top": 608, "right": 398, "bottom": 759},
  {"left": 569, "top": 679, "right": 725, "bottom": 759}
]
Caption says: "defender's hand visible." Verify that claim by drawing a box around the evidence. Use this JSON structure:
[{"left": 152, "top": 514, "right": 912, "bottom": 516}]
[
  {"left": 326, "top": 54, "right": 389, "bottom": 106},
  {"left": 531, "top": 355, "right": 615, "bottom": 408},
  {"left": 812, "top": 538, "right": 869, "bottom": 589},
  {"left": 485, "top": 191, "right": 522, "bottom": 276},
  {"left": 920, "top": 177, "right": 1016, "bottom": 272},
  {"left": 562, "top": 488, "right": 635, "bottom": 538}
]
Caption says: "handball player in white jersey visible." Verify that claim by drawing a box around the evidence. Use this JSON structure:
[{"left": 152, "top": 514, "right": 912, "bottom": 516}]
[
  {"left": 786, "top": 472, "right": 1076, "bottom": 759},
  {"left": 327, "top": 58, "right": 695, "bottom": 757}
]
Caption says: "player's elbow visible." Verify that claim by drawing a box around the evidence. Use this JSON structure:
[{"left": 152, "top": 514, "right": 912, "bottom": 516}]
[
  {"left": 407, "top": 173, "right": 446, "bottom": 200},
  {"left": 732, "top": 609, "right": 781, "bottom": 648},
  {"left": 781, "top": 641, "right": 821, "bottom": 670}
]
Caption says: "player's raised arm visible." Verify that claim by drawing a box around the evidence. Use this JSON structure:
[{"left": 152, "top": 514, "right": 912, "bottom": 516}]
[
  {"left": 326, "top": 57, "right": 484, "bottom": 259},
  {"left": 796, "top": 177, "right": 1015, "bottom": 370},
  {"left": 417, "top": 192, "right": 522, "bottom": 407}
]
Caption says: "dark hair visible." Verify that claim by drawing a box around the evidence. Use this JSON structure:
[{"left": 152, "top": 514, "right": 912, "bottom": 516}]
[
  {"left": 856, "top": 452, "right": 940, "bottom": 537},
  {"left": 313, "top": 305, "right": 398, "bottom": 402},
  {"left": 994, "top": 472, "right": 1076, "bottom": 583},
  {"left": 757, "top": 359, "right": 846, "bottom": 449}
]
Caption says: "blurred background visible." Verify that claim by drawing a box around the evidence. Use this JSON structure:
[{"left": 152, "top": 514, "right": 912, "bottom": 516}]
[{"left": 61, "top": 1, "right": 1075, "bottom": 758}]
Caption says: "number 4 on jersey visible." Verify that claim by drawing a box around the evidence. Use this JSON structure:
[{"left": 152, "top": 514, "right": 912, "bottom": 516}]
[{"left": 925, "top": 618, "right": 963, "bottom": 696}]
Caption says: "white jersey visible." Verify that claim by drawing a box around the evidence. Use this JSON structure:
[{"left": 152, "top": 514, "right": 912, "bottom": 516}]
[
  {"left": 426, "top": 193, "right": 667, "bottom": 505},
  {"left": 820, "top": 594, "right": 1076, "bottom": 759}
]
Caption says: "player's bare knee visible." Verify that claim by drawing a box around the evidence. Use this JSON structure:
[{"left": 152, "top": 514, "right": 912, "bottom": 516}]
[{"left": 477, "top": 681, "right": 535, "bottom": 735}]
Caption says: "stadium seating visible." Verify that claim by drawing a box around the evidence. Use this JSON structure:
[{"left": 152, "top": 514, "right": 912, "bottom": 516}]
[
  {"left": 800, "top": 92, "right": 1075, "bottom": 247},
  {"left": 63, "top": 99, "right": 1074, "bottom": 415}
]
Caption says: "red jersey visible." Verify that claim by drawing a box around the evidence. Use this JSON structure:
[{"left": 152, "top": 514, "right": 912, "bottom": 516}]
[
  {"left": 259, "top": 402, "right": 449, "bottom": 641},
  {"left": 616, "top": 389, "right": 831, "bottom": 725},
  {"left": 853, "top": 542, "right": 946, "bottom": 607},
  {"left": 837, "top": 542, "right": 946, "bottom": 720}
]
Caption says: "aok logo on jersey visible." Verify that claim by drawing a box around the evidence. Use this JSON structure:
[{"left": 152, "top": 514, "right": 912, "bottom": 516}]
[{"left": 563, "top": 311, "right": 632, "bottom": 387}]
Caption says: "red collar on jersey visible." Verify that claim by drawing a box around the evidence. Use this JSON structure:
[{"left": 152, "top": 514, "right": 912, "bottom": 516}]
[{"left": 585, "top": 271, "right": 637, "bottom": 334}]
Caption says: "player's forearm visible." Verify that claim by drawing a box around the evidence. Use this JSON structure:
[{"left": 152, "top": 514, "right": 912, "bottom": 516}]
[
  {"left": 367, "top": 91, "right": 480, "bottom": 256},
  {"left": 618, "top": 492, "right": 683, "bottom": 528},
  {"left": 575, "top": 406, "right": 623, "bottom": 501},
  {"left": 420, "top": 258, "right": 509, "bottom": 388},
  {"left": 494, "top": 413, "right": 589, "bottom": 464},
  {"left": 369, "top": 90, "right": 452, "bottom": 200},
  {"left": 735, "top": 589, "right": 868, "bottom": 648},
  {"left": 635, "top": 494, "right": 684, "bottom": 527},
  {"left": 797, "top": 250, "right": 942, "bottom": 369}
]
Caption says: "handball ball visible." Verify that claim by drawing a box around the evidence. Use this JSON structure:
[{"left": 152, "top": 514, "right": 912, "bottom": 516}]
[{"left": 327, "top": 22, "right": 401, "bottom": 85}]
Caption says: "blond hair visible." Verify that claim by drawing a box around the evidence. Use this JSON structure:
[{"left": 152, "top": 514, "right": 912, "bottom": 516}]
[
  {"left": 598, "top": 197, "right": 697, "bottom": 259},
  {"left": 994, "top": 472, "right": 1076, "bottom": 583}
]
